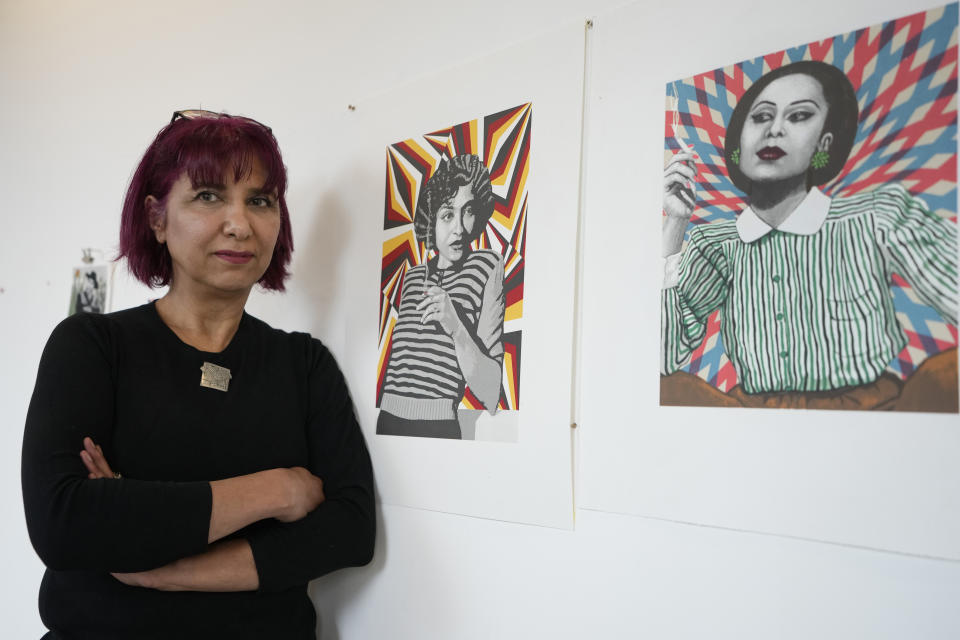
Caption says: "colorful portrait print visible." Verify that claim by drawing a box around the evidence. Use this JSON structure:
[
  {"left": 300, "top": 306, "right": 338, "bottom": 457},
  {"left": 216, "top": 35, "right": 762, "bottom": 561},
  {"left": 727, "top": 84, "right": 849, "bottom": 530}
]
[
  {"left": 660, "top": 4, "right": 959, "bottom": 412},
  {"left": 377, "top": 104, "right": 529, "bottom": 438}
]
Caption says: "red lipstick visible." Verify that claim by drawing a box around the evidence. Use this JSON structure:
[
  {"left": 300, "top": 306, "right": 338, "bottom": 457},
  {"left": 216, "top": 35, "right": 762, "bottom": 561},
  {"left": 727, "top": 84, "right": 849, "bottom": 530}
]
[
  {"left": 757, "top": 146, "right": 786, "bottom": 160},
  {"left": 215, "top": 250, "right": 254, "bottom": 264}
]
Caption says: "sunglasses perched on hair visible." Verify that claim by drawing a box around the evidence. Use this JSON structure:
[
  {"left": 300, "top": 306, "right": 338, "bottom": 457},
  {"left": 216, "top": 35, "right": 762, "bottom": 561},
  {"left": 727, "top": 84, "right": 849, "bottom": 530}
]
[{"left": 170, "top": 109, "right": 272, "bottom": 134}]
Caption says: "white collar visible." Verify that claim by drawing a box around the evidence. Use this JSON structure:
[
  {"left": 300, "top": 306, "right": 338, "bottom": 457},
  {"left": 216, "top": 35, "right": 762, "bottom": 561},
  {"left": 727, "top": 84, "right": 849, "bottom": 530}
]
[{"left": 736, "top": 188, "right": 832, "bottom": 243}]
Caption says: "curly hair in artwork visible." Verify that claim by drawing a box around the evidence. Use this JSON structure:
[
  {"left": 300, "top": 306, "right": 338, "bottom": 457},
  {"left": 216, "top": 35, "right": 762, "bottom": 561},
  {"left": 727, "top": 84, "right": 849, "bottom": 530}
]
[{"left": 413, "top": 154, "right": 495, "bottom": 251}]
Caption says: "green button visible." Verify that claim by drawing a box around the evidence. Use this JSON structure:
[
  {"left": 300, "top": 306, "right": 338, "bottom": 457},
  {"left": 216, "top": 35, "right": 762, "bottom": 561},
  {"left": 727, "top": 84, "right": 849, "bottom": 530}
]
[
  {"left": 776, "top": 312, "right": 784, "bottom": 320},
  {"left": 772, "top": 275, "right": 781, "bottom": 283},
  {"left": 780, "top": 350, "right": 789, "bottom": 358}
]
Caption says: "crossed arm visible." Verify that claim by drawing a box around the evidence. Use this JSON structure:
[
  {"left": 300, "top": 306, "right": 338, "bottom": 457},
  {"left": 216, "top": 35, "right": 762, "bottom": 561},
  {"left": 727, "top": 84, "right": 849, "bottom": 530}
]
[
  {"left": 22, "top": 316, "right": 374, "bottom": 594},
  {"left": 79, "top": 437, "right": 324, "bottom": 591}
]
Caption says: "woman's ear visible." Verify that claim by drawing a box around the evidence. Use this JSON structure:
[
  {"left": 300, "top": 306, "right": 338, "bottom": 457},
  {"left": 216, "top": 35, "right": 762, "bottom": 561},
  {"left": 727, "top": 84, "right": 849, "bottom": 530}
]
[
  {"left": 819, "top": 132, "right": 834, "bottom": 153},
  {"left": 145, "top": 196, "right": 166, "bottom": 244}
]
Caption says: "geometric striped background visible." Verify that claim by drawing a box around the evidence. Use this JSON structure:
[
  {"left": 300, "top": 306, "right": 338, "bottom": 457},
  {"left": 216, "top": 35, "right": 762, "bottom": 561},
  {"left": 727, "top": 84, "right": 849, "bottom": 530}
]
[
  {"left": 377, "top": 103, "right": 531, "bottom": 409},
  {"left": 663, "top": 4, "right": 958, "bottom": 391}
]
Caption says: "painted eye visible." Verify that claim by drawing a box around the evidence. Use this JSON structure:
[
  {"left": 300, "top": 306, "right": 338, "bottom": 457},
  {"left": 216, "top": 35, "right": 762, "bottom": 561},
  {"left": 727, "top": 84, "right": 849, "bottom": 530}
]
[
  {"left": 750, "top": 112, "right": 772, "bottom": 124},
  {"left": 788, "top": 111, "right": 813, "bottom": 122}
]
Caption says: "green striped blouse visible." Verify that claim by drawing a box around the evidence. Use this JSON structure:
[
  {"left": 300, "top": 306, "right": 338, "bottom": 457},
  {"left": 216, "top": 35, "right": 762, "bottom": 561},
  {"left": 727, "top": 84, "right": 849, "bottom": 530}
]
[{"left": 661, "top": 184, "right": 958, "bottom": 394}]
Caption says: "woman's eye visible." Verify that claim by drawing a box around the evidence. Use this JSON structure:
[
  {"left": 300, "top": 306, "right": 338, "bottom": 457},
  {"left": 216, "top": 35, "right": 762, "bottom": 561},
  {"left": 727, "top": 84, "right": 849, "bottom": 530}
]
[
  {"left": 788, "top": 111, "right": 813, "bottom": 122},
  {"left": 439, "top": 210, "right": 453, "bottom": 222},
  {"left": 250, "top": 196, "right": 273, "bottom": 208},
  {"left": 196, "top": 191, "right": 219, "bottom": 202},
  {"left": 750, "top": 112, "right": 772, "bottom": 124}
]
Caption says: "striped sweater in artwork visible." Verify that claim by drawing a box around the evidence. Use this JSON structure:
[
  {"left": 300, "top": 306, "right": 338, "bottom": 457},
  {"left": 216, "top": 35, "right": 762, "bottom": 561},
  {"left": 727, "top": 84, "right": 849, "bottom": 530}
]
[
  {"left": 381, "top": 249, "right": 505, "bottom": 418},
  {"left": 662, "top": 184, "right": 957, "bottom": 394}
]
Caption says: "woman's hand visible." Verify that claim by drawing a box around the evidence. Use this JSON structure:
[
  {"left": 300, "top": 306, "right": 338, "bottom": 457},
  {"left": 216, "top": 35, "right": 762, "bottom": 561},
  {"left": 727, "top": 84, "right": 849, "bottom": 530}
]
[
  {"left": 418, "top": 285, "right": 464, "bottom": 337},
  {"left": 274, "top": 467, "right": 325, "bottom": 523},
  {"left": 80, "top": 437, "right": 119, "bottom": 479},
  {"left": 663, "top": 145, "right": 699, "bottom": 257},
  {"left": 663, "top": 146, "right": 698, "bottom": 221},
  {"left": 112, "top": 568, "right": 162, "bottom": 589}
]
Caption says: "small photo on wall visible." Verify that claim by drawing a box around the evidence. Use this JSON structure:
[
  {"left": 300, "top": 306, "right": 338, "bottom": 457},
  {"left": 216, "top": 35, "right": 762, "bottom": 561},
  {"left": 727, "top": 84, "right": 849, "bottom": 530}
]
[
  {"left": 69, "top": 264, "right": 109, "bottom": 315},
  {"left": 660, "top": 3, "right": 958, "bottom": 412},
  {"left": 376, "top": 104, "right": 529, "bottom": 441}
]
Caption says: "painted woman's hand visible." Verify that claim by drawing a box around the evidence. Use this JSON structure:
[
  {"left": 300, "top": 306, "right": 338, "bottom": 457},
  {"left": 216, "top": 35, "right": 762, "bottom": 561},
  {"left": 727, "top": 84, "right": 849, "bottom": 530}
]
[
  {"left": 418, "top": 285, "right": 464, "bottom": 337},
  {"left": 663, "top": 146, "right": 698, "bottom": 220},
  {"left": 80, "top": 437, "right": 119, "bottom": 479}
]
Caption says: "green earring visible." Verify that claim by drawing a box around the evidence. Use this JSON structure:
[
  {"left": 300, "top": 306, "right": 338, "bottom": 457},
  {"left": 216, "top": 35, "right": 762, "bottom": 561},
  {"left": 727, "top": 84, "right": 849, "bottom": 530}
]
[
  {"left": 811, "top": 150, "right": 830, "bottom": 170},
  {"left": 730, "top": 148, "right": 740, "bottom": 165}
]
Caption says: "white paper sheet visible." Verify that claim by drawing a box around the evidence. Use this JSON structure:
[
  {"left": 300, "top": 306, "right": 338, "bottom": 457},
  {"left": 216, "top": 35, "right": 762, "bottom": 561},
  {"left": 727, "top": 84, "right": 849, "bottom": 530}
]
[
  {"left": 578, "top": 0, "right": 960, "bottom": 557},
  {"left": 335, "top": 21, "right": 586, "bottom": 528}
]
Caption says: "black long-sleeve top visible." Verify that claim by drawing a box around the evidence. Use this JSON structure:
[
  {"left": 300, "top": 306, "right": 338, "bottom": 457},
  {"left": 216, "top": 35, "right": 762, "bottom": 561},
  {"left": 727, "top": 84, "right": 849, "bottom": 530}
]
[{"left": 21, "top": 303, "right": 375, "bottom": 639}]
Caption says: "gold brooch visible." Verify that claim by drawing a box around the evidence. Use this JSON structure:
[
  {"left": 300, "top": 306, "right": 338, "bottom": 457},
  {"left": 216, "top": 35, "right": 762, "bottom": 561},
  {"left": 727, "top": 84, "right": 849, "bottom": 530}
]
[{"left": 200, "top": 362, "right": 232, "bottom": 392}]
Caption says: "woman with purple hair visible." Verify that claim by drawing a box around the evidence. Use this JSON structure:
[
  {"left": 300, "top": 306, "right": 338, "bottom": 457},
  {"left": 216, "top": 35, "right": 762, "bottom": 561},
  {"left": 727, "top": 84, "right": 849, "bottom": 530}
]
[{"left": 22, "top": 111, "right": 374, "bottom": 638}]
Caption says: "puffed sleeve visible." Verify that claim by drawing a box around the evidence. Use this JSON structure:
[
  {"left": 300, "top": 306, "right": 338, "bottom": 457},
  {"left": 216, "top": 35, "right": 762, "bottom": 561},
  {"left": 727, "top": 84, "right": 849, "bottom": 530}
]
[
  {"left": 245, "top": 341, "right": 375, "bottom": 592},
  {"left": 872, "top": 184, "right": 958, "bottom": 325},
  {"left": 661, "top": 225, "right": 732, "bottom": 374},
  {"left": 21, "top": 314, "right": 212, "bottom": 572},
  {"left": 476, "top": 252, "right": 506, "bottom": 361}
]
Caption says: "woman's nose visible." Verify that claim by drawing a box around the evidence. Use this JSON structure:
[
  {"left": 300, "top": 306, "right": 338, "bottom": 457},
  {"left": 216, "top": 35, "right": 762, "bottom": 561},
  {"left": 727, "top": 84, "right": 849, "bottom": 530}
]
[
  {"left": 222, "top": 202, "right": 252, "bottom": 239},
  {"left": 766, "top": 114, "right": 785, "bottom": 137}
]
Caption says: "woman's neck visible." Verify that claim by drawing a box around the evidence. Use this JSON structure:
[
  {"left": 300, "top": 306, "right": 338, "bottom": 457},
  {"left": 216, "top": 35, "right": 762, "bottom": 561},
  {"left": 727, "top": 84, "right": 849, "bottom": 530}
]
[
  {"left": 748, "top": 175, "right": 810, "bottom": 230},
  {"left": 155, "top": 286, "right": 250, "bottom": 353}
]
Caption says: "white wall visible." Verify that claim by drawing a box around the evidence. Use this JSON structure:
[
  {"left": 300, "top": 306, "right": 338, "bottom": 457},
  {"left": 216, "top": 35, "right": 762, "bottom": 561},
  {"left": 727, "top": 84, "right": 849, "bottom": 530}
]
[{"left": 1, "top": 1, "right": 957, "bottom": 638}]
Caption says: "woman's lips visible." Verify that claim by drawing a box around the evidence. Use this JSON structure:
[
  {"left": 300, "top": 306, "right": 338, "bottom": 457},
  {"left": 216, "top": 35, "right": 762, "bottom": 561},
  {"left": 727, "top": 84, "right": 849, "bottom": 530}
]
[
  {"left": 215, "top": 250, "right": 254, "bottom": 264},
  {"left": 757, "top": 146, "right": 786, "bottom": 160}
]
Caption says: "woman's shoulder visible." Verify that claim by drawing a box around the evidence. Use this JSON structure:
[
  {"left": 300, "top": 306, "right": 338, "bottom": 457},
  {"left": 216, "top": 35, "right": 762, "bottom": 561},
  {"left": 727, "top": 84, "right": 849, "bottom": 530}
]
[
  {"left": 50, "top": 303, "right": 152, "bottom": 344},
  {"left": 406, "top": 263, "right": 427, "bottom": 276},
  {"left": 41, "top": 303, "right": 156, "bottom": 368},
  {"left": 464, "top": 249, "right": 504, "bottom": 271},
  {"left": 244, "top": 313, "right": 319, "bottom": 348},
  {"left": 829, "top": 184, "right": 916, "bottom": 213},
  {"left": 242, "top": 313, "right": 334, "bottom": 365},
  {"left": 688, "top": 219, "right": 739, "bottom": 244}
]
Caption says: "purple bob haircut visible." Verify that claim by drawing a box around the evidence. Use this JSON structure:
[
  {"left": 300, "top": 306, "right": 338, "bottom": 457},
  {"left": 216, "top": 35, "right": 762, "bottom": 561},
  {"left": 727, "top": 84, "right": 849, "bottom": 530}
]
[{"left": 119, "top": 113, "right": 293, "bottom": 291}]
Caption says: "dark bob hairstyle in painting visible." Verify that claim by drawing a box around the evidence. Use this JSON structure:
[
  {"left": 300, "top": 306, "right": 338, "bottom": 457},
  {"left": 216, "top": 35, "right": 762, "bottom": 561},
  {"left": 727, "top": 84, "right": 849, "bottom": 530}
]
[
  {"left": 119, "top": 113, "right": 293, "bottom": 291},
  {"left": 724, "top": 60, "right": 859, "bottom": 194},
  {"left": 413, "top": 154, "right": 495, "bottom": 251}
]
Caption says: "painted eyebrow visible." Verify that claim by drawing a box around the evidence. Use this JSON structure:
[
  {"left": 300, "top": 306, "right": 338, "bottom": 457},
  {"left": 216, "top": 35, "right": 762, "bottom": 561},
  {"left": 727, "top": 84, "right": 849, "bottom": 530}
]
[
  {"left": 749, "top": 100, "right": 776, "bottom": 111},
  {"left": 749, "top": 98, "right": 823, "bottom": 112},
  {"left": 787, "top": 99, "right": 823, "bottom": 108}
]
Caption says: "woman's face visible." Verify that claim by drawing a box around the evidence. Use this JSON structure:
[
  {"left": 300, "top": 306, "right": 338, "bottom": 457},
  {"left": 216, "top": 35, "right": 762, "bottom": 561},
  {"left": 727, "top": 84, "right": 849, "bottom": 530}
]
[
  {"left": 148, "top": 159, "right": 282, "bottom": 297},
  {"left": 738, "top": 73, "right": 833, "bottom": 184},
  {"left": 434, "top": 184, "right": 477, "bottom": 269}
]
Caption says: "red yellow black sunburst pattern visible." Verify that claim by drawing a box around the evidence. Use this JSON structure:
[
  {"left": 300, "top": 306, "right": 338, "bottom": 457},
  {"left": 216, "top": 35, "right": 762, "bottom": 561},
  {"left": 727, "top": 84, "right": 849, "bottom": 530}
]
[{"left": 377, "top": 103, "right": 531, "bottom": 411}]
